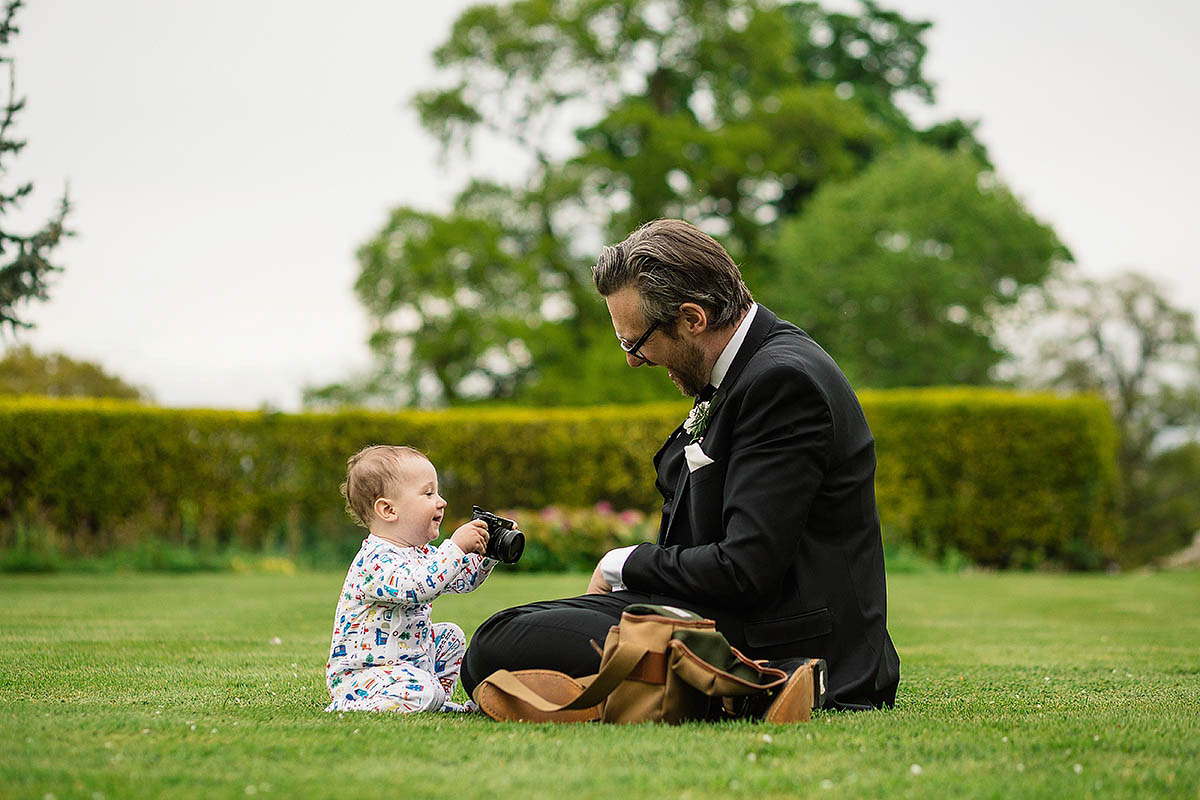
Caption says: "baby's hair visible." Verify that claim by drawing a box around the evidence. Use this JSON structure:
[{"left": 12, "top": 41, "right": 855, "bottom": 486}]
[{"left": 341, "top": 445, "right": 430, "bottom": 528}]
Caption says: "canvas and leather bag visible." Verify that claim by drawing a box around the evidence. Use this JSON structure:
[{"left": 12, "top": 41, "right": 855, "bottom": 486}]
[{"left": 472, "top": 604, "right": 826, "bottom": 724}]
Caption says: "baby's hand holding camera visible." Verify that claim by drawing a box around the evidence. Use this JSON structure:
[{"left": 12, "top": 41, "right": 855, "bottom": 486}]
[{"left": 450, "top": 518, "right": 490, "bottom": 555}]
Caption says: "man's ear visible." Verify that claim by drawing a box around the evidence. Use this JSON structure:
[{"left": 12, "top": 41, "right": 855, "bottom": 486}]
[
  {"left": 678, "top": 302, "right": 709, "bottom": 335},
  {"left": 373, "top": 497, "right": 397, "bottom": 522}
]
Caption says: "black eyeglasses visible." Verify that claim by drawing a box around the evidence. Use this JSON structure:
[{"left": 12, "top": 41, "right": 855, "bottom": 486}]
[{"left": 618, "top": 319, "right": 661, "bottom": 362}]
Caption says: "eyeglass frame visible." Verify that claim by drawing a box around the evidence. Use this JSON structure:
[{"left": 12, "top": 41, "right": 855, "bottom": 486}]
[{"left": 617, "top": 318, "right": 662, "bottom": 362}]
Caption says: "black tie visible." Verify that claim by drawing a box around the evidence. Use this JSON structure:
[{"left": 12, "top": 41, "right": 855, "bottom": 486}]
[{"left": 695, "top": 384, "right": 716, "bottom": 404}]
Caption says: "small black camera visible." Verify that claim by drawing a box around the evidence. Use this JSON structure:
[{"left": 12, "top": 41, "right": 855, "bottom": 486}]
[{"left": 472, "top": 506, "right": 525, "bottom": 564}]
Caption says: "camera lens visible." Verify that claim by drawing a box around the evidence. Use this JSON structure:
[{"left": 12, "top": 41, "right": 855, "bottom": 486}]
[
  {"left": 489, "top": 528, "right": 525, "bottom": 564},
  {"left": 472, "top": 506, "right": 524, "bottom": 564}
]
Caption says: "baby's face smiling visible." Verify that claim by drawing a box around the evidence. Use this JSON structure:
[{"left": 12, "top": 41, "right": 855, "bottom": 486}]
[{"left": 392, "top": 460, "right": 447, "bottom": 544}]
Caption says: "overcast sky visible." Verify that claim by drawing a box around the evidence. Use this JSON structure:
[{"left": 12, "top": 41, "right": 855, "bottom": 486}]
[{"left": 8, "top": 0, "right": 1199, "bottom": 409}]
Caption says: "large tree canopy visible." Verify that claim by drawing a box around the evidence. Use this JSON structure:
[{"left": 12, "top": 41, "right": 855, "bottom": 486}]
[
  {"left": 314, "top": 0, "right": 1010, "bottom": 408},
  {"left": 764, "top": 145, "right": 1069, "bottom": 387}
]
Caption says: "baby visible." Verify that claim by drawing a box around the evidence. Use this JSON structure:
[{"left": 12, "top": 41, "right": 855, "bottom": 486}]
[{"left": 325, "top": 445, "right": 495, "bottom": 713}]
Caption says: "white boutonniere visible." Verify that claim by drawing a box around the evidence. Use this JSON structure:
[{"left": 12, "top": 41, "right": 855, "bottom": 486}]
[{"left": 683, "top": 397, "right": 718, "bottom": 443}]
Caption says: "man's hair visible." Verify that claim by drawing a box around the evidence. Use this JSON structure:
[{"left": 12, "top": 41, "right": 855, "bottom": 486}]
[
  {"left": 340, "top": 445, "right": 429, "bottom": 528},
  {"left": 592, "top": 218, "right": 753, "bottom": 330}
]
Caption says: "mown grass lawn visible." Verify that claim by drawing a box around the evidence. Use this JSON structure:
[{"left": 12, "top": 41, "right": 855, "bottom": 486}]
[{"left": 1, "top": 569, "right": 1197, "bottom": 799}]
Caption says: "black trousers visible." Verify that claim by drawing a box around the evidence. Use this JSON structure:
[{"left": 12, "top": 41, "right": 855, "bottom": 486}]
[{"left": 460, "top": 590, "right": 708, "bottom": 695}]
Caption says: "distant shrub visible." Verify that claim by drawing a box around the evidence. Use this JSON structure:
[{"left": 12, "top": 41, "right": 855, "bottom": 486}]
[{"left": 491, "top": 504, "right": 659, "bottom": 572}]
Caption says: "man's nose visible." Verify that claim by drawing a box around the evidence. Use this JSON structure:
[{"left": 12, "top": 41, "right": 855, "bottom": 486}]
[{"left": 626, "top": 353, "right": 648, "bottom": 368}]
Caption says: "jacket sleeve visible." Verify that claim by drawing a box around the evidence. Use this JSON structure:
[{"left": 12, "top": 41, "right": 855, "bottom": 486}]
[{"left": 622, "top": 361, "right": 832, "bottom": 608}]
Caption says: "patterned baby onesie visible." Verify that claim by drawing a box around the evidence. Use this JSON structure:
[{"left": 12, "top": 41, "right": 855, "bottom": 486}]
[{"left": 325, "top": 535, "right": 495, "bottom": 713}]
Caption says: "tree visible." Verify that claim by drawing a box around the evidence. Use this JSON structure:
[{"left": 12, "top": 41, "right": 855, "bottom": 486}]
[
  {"left": 0, "top": 345, "right": 149, "bottom": 401},
  {"left": 764, "top": 144, "right": 1069, "bottom": 387},
  {"left": 315, "top": 0, "right": 990, "bottom": 407},
  {"left": 1136, "top": 442, "right": 1200, "bottom": 566},
  {"left": 1000, "top": 270, "right": 1200, "bottom": 564},
  {"left": 419, "top": 0, "right": 983, "bottom": 262},
  {"left": 0, "top": 1, "right": 70, "bottom": 335}
]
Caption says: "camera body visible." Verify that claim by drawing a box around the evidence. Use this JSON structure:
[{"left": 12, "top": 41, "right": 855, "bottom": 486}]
[{"left": 472, "top": 506, "right": 525, "bottom": 564}]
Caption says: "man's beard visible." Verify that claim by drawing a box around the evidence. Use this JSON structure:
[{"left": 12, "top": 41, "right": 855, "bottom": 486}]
[{"left": 668, "top": 339, "right": 709, "bottom": 397}]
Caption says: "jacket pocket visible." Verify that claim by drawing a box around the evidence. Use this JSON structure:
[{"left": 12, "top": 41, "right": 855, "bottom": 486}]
[
  {"left": 687, "top": 462, "right": 723, "bottom": 488},
  {"left": 744, "top": 607, "right": 833, "bottom": 647}
]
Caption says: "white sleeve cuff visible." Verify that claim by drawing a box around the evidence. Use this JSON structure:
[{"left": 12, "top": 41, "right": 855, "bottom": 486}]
[{"left": 599, "top": 545, "right": 638, "bottom": 591}]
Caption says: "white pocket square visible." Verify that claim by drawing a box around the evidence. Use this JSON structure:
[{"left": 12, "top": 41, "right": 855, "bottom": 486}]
[{"left": 684, "top": 442, "right": 715, "bottom": 472}]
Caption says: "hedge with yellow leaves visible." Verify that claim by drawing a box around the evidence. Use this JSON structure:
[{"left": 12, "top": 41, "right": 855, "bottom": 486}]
[{"left": 0, "top": 389, "right": 1118, "bottom": 568}]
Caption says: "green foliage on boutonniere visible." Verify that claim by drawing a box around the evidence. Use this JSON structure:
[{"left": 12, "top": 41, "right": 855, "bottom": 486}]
[{"left": 684, "top": 396, "right": 720, "bottom": 443}]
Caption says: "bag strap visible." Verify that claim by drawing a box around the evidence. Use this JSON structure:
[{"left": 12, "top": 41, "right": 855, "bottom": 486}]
[{"left": 480, "top": 639, "right": 649, "bottom": 712}]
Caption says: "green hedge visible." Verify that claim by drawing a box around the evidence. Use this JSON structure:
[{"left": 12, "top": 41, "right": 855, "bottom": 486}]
[
  {"left": 0, "top": 389, "right": 1118, "bottom": 569},
  {"left": 864, "top": 389, "right": 1119, "bottom": 568}
]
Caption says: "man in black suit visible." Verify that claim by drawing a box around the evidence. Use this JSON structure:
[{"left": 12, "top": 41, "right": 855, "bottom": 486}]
[{"left": 462, "top": 219, "right": 899, "bottom": 710}]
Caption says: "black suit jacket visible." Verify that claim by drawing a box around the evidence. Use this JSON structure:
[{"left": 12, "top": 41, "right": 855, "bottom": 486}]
[{"left": 623, "top": 306, "right": 900, "bottom": 709}]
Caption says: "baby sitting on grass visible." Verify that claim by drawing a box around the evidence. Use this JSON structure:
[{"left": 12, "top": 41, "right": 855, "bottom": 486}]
[{"left": 325, "top": 445, "right": 494, "bottom": 713}]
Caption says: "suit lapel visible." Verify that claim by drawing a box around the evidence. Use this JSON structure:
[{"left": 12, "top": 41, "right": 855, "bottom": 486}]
[
  {"left": 653, "top": 423, "right": 685, "bottom": 470},
  {"left": 708, "top": 305, "right": 776, "bottom": 410},
  {"left": 658, "top": 305, "right": 778, "bottom": 546}
]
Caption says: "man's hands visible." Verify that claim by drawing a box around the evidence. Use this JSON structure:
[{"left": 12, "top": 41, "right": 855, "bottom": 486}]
[
  {"left": 586, "top": 562, "right": 613, "bottom": 595},
  {"left": 451, "top": 518, "right": 490, "bottom": 555}
]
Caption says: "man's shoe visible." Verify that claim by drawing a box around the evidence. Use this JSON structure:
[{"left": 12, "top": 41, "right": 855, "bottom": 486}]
[{"left": 761, "top": 657, "right": 827, "bottom": 723}]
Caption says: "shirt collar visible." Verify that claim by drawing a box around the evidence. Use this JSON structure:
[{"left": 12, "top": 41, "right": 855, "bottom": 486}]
[
  {"left": 709, "top": 303, "right": 758, "bottom": 389},
  {"left": 367, "top": 534, "right": 393, "bottom": 549}
]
